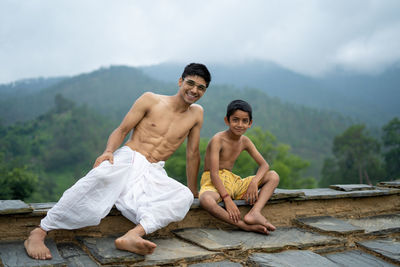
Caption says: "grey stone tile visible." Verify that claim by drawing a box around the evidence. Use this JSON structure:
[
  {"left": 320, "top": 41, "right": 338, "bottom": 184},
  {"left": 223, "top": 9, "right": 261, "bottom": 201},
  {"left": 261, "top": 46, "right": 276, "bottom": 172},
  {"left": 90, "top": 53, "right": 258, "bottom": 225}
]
[
  {"left": 297, "top": 188, "right": 400, "bottom": 200},
  {"left": 0, "top": 239, "right": 66, "bottom": 267},
  {"left": 174, "top": 227, "right": 345, "bottom": 252},
  {"left": 357, "top": 238, "right": 400, "bottom": 264},
  {"left": 248, "top": 250, "right": 338, "bottom": 267},
  {"left": 325, "top": 249, "right": 396, "bottom": 267},
  {"left": 0, "top": 200, "right": 33, "bottom": 215},
  {"left": 30, "top": 203, "right": 55, "bottom": 213},
  {"left": 173, "top": 228, "right": 242, "bottom": 251},
  {"left": 270, "top": 188, "right": 305, "bottom": 200},
  {"left": 329, "top": 184, "right": 375, "bottom": 191},
  {"left": 295, "top": 216, "right": 364, "bottom": 234},
  {"left": 377, "top": 181, "right": 400, "bottom": 188},
  {"left": 347, "top": 214, "right": 400, "bottom": 234},
  {"left": 189, "top": 260, "right": 243, "bottom": 266},
  {"left": 78, "top": 236, "right": 144, "bottom": 264},
  {"left": 132, "top": 238, "right": 223, "bottom": 266},
  {"left": 57, "top": 242, "right": 99, "bottom": 267}
]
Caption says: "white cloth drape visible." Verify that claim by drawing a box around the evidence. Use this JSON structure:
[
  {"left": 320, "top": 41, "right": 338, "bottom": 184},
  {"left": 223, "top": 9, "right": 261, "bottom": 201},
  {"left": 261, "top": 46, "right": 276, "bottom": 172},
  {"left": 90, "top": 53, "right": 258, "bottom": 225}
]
[{"left": 41, "top": 146, "right": 193, "bottom": 234}]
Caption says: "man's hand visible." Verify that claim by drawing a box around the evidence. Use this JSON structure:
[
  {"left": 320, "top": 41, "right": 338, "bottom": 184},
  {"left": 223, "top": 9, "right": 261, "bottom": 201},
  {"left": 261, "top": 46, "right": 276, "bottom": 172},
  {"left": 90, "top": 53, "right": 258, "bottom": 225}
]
[
  {"left": 224, "top": 197, "right": 241, "bottom": 223},
  {"left": 93, "top": 151, "right": 114, "bottom": 168},
  {"left": 242, "top": 180, "right": 259, "bottom": 205}
]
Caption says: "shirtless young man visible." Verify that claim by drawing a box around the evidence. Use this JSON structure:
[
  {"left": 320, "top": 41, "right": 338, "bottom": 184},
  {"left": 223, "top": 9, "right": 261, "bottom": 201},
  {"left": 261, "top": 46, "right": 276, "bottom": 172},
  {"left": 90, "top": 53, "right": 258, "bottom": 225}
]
[
  {"left": 199, "top": 100, "right": 279, "bottom": 234},
  {"left": 24, "top": 63, "right": 211, "bottom": 259}
]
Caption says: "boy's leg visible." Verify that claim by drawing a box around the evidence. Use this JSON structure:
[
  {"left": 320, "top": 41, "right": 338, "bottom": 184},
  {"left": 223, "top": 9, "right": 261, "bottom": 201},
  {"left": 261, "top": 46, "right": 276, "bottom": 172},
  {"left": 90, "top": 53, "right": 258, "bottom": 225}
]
[
  {"left": 244, "top": 170, "right": 279, "bottom": 231},
  {"left": 115, "top": 224, "right": 157, "bottom": 255},
  {"left": 199, "top": 191, "right": 269, "bottom": 234}
]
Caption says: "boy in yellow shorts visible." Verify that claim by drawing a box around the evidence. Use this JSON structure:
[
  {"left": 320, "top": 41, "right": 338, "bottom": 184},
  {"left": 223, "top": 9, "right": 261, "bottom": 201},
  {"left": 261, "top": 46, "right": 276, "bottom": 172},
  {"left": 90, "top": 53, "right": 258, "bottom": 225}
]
[{"left": 199, "top": 100, "right": 279, "bottom": 234}]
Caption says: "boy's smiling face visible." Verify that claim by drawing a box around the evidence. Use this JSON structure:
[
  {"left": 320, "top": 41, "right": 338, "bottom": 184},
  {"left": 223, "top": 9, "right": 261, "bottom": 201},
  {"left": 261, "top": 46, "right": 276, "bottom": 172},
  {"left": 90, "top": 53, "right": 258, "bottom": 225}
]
[{"left": 225, "top": 109, "right": 252, "bottom": 136}]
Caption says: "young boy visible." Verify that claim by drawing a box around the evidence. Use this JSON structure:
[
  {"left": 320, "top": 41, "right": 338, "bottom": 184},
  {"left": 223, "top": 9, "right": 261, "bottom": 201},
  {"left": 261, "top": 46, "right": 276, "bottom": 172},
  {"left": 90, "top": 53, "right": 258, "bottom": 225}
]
[{"left": 199, "top": 100, "right": 279, "bottom": 234}]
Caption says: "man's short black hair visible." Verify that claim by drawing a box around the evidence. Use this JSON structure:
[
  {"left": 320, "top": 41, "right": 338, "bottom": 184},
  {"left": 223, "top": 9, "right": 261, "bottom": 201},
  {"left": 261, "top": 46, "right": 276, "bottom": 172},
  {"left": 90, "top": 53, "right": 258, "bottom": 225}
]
[
  {"left": 181, "top": 63, "right": 211, "bottom": 87},
  {"left": 226, "top": 100, "right": 252, "bottom": 121}
]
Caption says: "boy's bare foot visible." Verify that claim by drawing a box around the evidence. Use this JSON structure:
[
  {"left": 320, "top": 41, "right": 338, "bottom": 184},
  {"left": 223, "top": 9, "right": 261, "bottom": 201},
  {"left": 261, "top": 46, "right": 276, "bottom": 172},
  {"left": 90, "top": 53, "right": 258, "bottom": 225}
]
[
  {"left": 24, "top": 227, "right": 52, "bottom": 260},
  {"left": 244, "top": 211, "right": 276, "bottom": 231},
  {"left": 237, "top": 220, "right": 269, "bottom": 234},
  {"left": 115, "top": 230, "right": 157, "bottom": 255}
]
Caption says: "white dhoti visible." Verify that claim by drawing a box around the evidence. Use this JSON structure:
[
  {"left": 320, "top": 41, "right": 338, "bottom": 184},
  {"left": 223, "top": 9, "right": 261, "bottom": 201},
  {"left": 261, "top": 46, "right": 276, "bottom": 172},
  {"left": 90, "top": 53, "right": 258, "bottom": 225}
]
[{"left": 40, "top": 146, "right": 194, "bottom": 234}]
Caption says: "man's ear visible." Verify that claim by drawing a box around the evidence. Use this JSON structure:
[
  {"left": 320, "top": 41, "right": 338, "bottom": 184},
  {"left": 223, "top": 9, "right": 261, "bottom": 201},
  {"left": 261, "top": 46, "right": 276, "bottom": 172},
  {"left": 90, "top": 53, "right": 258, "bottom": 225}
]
[
  {"left": 224, "top": 116, "right": 229, "bottom": 125},
  {"left": 178, "top": 77, "right": 183, "bottom": 87}
]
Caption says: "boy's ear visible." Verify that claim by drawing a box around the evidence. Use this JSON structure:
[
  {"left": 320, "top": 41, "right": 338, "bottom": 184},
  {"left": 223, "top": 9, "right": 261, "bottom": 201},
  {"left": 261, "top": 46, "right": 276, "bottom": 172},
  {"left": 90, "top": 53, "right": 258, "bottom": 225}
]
[
  {"left": 224, "top": 116, "right": 229, "bottom": 125},
  {"left": 248, "top": 120, "right": 253, "bottom": 128}
]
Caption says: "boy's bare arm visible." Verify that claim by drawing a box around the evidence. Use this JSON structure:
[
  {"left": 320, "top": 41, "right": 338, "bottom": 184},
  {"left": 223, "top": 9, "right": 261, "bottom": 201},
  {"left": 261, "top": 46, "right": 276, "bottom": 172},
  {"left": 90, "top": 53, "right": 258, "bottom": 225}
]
[
  {"left": 245, "top": 136, "right": 270, "bottom": 181},
  {"left": 93, "top": 92, "right": 154, "bottom": 167},
  {"left": 186, "top": 106, "right": 203, "bottom": 197},
  {"left": 209, "top": 137, "right": 241, "bottom": 222},
  {"left": 242, "top": 137, "right": 270, "bottom": 204}
]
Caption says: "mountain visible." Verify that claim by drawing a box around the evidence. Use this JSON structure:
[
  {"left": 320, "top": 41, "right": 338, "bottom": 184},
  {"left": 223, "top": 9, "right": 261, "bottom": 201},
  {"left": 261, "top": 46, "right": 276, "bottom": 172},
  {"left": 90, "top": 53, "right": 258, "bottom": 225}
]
[
  {"left": 0, "top": 65, "right": 355, "bottom": 179},
  {"left": 141, "top": 61, "right": 400, "bottom": 126},
  {"left": 0, "top": 77, "right": 66, "bottom": 99}
]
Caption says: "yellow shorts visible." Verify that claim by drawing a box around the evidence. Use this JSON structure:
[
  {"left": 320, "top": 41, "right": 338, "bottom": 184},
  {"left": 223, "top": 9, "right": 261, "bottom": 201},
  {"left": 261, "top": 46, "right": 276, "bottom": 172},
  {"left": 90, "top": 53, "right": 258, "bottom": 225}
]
[{"left": 199, "top": 169, "right": 259, "bottom": 202}]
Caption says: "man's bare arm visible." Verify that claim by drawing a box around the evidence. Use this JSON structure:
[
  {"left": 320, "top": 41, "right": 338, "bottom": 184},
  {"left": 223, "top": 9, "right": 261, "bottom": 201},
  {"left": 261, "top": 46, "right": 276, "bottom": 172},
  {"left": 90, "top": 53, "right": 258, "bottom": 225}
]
[
  {"left": 93, "top": 92, "right": 155, "bottom": 167},
  {"left": 186, "top": 106, "right": 203, "bottom": 197}
]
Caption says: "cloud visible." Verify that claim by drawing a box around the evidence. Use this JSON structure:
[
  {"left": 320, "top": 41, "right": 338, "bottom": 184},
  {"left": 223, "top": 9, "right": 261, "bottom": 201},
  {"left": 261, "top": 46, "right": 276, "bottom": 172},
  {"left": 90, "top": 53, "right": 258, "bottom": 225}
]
[{"left": 0, "top": 0, "right": 400, "bottom": 83}]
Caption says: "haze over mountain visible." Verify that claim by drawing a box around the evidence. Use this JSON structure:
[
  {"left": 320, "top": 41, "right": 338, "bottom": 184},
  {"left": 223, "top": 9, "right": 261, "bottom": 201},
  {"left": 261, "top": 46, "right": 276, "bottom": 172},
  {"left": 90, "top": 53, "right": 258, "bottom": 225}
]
[{"left": 141, "top": 61, "right": 400, "bottom": 126}]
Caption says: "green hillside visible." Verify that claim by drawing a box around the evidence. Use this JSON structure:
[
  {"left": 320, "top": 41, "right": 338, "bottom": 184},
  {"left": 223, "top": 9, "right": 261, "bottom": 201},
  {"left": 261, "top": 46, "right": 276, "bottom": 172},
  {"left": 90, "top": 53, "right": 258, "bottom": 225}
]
[{"left": 0, "top": 66, "right": 355, "bottom": 179}]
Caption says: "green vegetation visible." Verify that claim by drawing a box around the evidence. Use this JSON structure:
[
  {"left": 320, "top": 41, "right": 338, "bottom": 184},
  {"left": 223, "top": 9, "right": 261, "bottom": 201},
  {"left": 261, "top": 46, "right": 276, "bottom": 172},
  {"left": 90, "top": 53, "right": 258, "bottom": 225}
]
[
  {"left": 1, "top": 66, "right": 397, "bottom": 202},
  {"left": 0, "top": 94, "right": 112, "bottom": 202},
  {"left": 382, "top": 117, "right": 400, "bottom": 180},
  {"left": 320, "top": 118, "right": 400, "bottom": 187}
]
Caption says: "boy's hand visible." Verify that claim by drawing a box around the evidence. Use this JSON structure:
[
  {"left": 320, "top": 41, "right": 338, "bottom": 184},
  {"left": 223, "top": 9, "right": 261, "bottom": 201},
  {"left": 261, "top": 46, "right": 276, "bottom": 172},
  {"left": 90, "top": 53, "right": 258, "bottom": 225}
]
[
  {"left": 224, "top": 197, "right": 241, "bottom": 223},
  {"left": 243, "top": 180, "right": 259, "bottom": 205},
  {"left": 93, "top": 151, "right": 114, "bottom": 168}
]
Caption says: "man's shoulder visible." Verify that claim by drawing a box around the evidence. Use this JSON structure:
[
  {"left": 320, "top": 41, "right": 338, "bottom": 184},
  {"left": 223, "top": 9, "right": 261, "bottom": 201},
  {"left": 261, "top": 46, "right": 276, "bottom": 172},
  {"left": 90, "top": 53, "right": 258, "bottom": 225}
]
[
  {"left": 189, "top": 103, "right": 204, "bottom": 113},
  {"left": 137, "top": 92, "right": 162, "bottom": 106}
]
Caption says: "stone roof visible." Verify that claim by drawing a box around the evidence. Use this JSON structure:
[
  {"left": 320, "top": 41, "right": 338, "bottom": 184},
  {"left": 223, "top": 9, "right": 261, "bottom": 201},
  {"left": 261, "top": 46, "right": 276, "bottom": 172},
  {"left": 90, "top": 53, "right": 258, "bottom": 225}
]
[{"left": 0, "top": 182, "right": 399, "bottom": 266}]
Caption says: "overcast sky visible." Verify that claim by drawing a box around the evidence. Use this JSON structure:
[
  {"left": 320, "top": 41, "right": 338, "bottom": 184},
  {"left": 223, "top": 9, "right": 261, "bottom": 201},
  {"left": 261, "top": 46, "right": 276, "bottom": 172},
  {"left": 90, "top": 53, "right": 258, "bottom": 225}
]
[{"left": 1, "top": 0, "right": 400, "bottom": 84}]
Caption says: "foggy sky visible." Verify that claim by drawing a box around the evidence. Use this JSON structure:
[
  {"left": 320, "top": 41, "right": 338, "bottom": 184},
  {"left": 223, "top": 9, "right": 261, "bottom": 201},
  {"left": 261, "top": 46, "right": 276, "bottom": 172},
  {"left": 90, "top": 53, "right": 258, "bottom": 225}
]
[{"left": 1, "top": 0, "right": 400, "bottom": 84}]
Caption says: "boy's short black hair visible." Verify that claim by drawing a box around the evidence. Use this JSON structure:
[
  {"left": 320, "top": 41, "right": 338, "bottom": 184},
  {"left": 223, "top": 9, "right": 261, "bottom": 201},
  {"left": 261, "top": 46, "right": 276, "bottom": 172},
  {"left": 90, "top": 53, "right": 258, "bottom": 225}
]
[
  {"left": 226, "top": 100, "right": 252, "bottom": 121},
  {"left": 181, "top": 63, "right": 211, "bottom": 88}
]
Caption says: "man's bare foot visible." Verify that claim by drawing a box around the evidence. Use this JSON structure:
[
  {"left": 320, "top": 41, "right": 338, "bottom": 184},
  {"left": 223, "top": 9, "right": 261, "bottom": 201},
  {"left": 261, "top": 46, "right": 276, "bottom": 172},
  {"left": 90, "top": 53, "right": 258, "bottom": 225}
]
[
  {"left": 237, "top": 220, "right": 269, "bottom": 234},
  {"left": 244, "top": 211, "right": 276, "bottom": 231},
  {"left": 24, "top": 227, "right": 52, "bottom": 260},
  {"left": 115, "top": 230, "right": 157, "bottom": 255}
]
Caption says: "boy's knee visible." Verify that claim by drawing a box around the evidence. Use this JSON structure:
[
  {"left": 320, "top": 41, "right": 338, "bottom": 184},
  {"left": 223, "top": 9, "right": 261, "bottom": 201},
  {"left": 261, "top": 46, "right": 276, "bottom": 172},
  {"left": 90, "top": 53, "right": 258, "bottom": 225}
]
[
  {"left": 268, "top": 170, "right": 280, "bottom": 184},
  {"left": 199, "top": 193, "right": 216, "bottom": 207}
]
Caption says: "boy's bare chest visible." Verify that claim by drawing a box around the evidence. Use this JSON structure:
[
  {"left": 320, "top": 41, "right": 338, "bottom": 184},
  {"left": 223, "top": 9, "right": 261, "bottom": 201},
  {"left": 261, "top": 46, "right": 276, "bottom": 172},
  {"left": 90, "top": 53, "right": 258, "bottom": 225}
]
[{"left": 220, "top": 142, "right": 244, "bottom": 163}]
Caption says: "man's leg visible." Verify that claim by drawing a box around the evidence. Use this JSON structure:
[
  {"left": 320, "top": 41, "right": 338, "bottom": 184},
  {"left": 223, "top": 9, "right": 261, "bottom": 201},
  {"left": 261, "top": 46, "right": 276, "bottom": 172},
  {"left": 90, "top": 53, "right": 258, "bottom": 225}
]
[
  {"left": 24, "top": 227, "right": 51, "bottom": 260},
  {"left": 243, "top": 170, "right": 279, "bottom": 231},
  {"left": 25, "top": 148, "right": 134, "bottom": 260},
  {"left": 199, "top": 191, "right": 269, "bottom": 234},
  {"left": 115, "top": 224, "right": 157, "bottom": 255}
]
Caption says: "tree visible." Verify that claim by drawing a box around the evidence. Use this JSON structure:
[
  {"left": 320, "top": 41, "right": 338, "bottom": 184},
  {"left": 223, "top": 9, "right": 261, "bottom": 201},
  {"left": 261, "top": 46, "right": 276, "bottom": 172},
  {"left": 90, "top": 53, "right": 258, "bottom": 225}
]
[
  {"left": 233, "top": 127, "right": 316, "bottom": 189},
  {"left": 382, "top": 117, "right": 400, "bottom": 180},
  {"left": 320, "top": 124, "right": 385, "bottom": 186},
  {"left": 0, "top": 154, "right": 38, "bottom": 200}
]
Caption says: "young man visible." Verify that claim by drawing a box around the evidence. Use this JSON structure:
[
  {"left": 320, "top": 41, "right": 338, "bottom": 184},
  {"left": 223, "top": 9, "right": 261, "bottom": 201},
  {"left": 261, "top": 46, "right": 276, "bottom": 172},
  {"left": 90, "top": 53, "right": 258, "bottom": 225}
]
[
  {"left": 25, "top": 63, "right": 211, "bottom": 259},
  {"left": 199, "top": 100, "right": 279, "bottom": 234}
]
